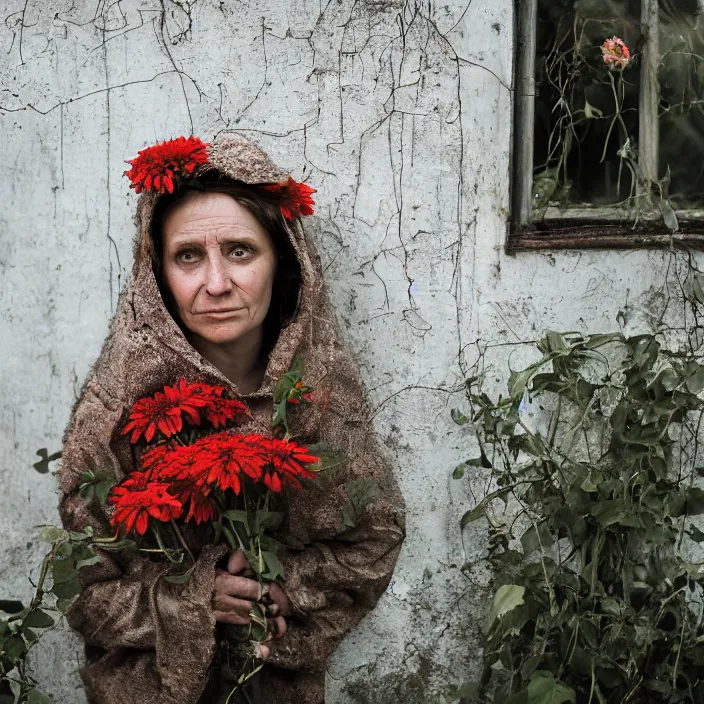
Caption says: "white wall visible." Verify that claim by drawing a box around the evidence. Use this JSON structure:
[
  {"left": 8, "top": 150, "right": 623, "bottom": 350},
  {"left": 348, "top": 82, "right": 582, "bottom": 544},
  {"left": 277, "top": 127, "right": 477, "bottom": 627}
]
[{"left": 0, "top": 1, "right": 675, "bottom": 701}]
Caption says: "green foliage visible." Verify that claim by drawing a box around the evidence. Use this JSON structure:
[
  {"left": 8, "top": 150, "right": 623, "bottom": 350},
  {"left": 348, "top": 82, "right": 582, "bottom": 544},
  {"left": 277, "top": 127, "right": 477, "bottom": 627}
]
[
  {"left": 272, "top": 355, "right": 305, "bottom": 435},
  {"left": 455, "top": 330, "right": 704, "bottom": 703},
  {"left": 31, "top": 450, "right": 61, "bottom": 475},
  {"left": 1, "top": 526, "right": 99, "bottom": 703},
  {"left": 339, "top": 478, "right": 379, "bottom": 531},
  {"left": 77, "top": 470, "right": 115, "bottom": 505}
]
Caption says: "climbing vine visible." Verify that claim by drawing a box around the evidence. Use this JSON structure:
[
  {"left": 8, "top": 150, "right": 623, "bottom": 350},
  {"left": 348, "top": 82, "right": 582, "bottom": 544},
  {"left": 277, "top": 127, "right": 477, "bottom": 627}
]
[{"left": 451, "top": 258, "right": 704, "bottom": 703}]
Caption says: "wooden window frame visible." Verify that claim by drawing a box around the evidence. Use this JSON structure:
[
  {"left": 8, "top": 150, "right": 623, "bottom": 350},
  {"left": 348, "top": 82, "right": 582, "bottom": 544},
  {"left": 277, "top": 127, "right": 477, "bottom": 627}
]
[{"left": 509, "top": 0, "right": 704, "bottom": 252}]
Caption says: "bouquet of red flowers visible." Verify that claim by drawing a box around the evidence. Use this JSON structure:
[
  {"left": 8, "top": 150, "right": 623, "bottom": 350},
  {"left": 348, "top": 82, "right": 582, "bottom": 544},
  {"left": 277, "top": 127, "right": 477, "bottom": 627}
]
[{"left": 102, "top": 366, "right": 321, "bottom": 696}]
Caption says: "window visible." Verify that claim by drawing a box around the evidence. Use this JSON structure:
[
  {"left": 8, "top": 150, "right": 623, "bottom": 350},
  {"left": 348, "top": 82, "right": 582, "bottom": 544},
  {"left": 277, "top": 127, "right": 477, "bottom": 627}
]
[{"left": 511, "top": 0, "right": 704, "bottom": 249}]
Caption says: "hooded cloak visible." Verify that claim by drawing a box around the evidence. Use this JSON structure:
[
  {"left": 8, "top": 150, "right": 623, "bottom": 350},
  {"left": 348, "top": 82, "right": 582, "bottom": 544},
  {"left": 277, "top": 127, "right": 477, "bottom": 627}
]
[{"left": 58, "top": 133, "right": 405, "bottom": 704}]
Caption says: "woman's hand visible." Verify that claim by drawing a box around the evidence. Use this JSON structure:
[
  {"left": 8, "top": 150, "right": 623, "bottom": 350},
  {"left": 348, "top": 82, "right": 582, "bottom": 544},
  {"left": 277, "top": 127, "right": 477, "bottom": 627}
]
[{"left": 212, "top": 550, "right": 292, "bottom": 649}]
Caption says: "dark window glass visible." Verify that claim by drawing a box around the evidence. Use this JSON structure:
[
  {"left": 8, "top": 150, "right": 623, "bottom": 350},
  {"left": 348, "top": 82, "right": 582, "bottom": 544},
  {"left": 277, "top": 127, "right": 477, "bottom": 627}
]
[
  {"left": 533, "top": 0, "right": 642, "bottom": 213},
  {"left": 659, "top": 0, "right": 704, "bottom": 210}
]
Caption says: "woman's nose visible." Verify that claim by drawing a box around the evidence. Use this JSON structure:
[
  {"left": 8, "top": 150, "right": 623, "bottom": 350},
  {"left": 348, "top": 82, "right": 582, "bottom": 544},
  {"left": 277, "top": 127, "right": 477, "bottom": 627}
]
[{"left": 204, "top": 256, "right": 233, "bottom": 296}]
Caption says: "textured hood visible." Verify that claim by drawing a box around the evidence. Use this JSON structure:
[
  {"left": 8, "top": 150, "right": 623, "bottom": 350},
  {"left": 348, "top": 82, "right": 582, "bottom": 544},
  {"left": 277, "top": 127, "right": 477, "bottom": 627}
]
[{"left": 112, "top": 132, "right": 321, "bottom": 404}]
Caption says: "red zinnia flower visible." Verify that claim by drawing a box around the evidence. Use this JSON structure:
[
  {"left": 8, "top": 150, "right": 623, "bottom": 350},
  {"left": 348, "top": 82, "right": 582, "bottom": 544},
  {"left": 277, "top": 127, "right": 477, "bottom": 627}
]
[
  {"left": 108, "top": 474, "right": 183, "bottom": 535},
  {"left": 159, "top": 432, "right": 318, "bottom": 495},
  {"left": 122, "top": 379, "right": 247, "bottom": 443},
  {"left": 185, "top": 491, "right": 218, "bottom": 524},
  {"left": 202, "top": 393, "right": 249, "bottom": 428},
  {"left": 260, "top": 436, "right": 319, "bottom": 492},
  {"left": 262, "top": 177, "right": 316, "bottom": 220},
  {"left": 601, "top": 36, "right": 630, "bottom": 69},
  {"left": 124, "top": 136, "right": 210, "bottom": 194},
  {"left": 171, "top": 480, "right": 219, "bottom": 525},
  {"left": 140, "top": 443, "right": 172, "bottom": 479},
  {"left": 162, "top": 433, "right": 251, "bottom": 495}
]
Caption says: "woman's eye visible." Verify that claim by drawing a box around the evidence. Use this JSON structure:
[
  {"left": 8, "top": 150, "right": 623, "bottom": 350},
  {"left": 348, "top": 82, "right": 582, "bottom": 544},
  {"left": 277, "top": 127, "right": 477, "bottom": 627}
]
[
  {"left": 230, "top": 245, "right": 252, "bottom": 259},
  {"left": 177, "top": 250, "right": 199, "bottom": 263}
]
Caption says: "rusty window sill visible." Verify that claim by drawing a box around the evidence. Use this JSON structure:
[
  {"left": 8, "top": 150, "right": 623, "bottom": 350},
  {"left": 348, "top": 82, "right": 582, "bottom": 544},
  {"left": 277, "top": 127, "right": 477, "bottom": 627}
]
[{"left": 507, "top": 220, "right": 704, "bottom": 252}]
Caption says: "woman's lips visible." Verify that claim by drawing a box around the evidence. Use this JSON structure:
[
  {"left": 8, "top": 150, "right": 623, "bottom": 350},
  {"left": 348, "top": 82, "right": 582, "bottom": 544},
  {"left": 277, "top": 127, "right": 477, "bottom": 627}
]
[{"left": 198, "top": 308, "right": 244, "bottom": 319}]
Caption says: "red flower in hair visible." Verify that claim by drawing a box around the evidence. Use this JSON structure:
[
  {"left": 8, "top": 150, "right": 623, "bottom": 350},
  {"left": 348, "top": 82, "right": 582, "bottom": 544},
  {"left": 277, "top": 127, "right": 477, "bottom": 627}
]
[
  {"left": 262, "top": 177, "right": 316, "bottom": 220},
  {"left": 108, "top": 474, "right": 183, "bottom": 535},
  {"left": 124, "top": 136, "right": 210, "bottom": 194}
]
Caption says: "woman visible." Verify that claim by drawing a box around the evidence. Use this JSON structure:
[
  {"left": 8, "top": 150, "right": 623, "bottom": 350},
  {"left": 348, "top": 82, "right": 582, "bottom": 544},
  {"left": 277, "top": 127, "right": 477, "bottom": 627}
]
[{"left": 58, "top": 133, "right": 406, "bottom": 704}]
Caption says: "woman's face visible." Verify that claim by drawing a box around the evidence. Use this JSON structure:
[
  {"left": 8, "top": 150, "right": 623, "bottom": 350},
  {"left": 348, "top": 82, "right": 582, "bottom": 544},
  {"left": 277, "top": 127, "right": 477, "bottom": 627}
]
[{"left": 161, "top": 191, "right": 278, "bottom": 347}]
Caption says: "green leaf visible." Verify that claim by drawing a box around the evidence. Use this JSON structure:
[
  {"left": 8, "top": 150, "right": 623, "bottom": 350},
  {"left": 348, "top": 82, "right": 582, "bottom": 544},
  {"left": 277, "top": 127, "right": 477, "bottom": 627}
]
[
  {"left": 56, "top": 598, "right": 74, "bottom": 614},
  {"left": 346, "top": 478, "right": 379, "bottom": 511},
  {"left": 261, "top": 551, "right": 285, "bottom": 581},
  {"left": 452, "top": 464, "right": 466, "bottom": 480},
  {"left": 272, "top": 356, "right": 305, "bottom": 432},
  {"left": 521, "top": 522, "right": 554, "bottom": 555},
  {"left": 686, "top": 365, "right": 704, "bottom": 394},
  {"left": 221, "top": 524, "right": 237, "bottom": 550},
  {"left": 451, "top": 408, "right": 469, "bottom": 425},
  {"left": 37, "top": 525, "right": 67, "bottom": 544},
  {"left": 585, "top": 333, "right": 624, "bottom": 348},
  {"left": 509, "top": 366, "right": 539, "bottom": 398},
  {"left": 51, "top": 543, "right": 75, "bottom": 584},
  {"left": 488, "top": 584, "right": 525, "bottom": 628},
  {"left": 338, "top": 478, "right": 380, "bottom": 531},
  {"left": 76, "top": 553, "right": 102, "bottom": 570},
  {"left": 79, "top": 484, "right": 95, "bottom": 502},
  {"left": 686, "top": 488, "right": 704, "bottom": 515},
  {"left": 95, "top": 480, "right": 115, "bottom": 506},
  {"left": 271, "top": 397, "right": 289, "bottom": 434},
  {"left": 273, "top": 356, "right": 304, "bottom": 402},
  {"left": 27, "top": 690, "right": 51, "bottom": 704},
  {"left": 526, "top": 671, "right": 575, "bottom": 704},
  {"left": 222, "top": 509, "right": 251, "bottom": 526},
  {"left": 591, "top": 500, "right": 627, "bottom": 527},
  {"left": 23, "top": 609, "right": 54, "bottom": 629},
  {"left": 583, "top": 99, "right": 604, "bottom": 119},
  {"left": 465, "top": 449, "right": 492, "bottom": 469},
  {"left": 462, "top": 488, "right": 511, "bottom": 527},
  {"left": 254, "top": 510, "right": 285, "bottom": 533},
  {"left": 3, "top": 633, "right": 26, "bottom": 663},
  {"left": 688, "top": 524, "right": 704, "bottom": 542},
  {"left": 33, "top": 448, "right": 51, "bottom": 474},
  {"left": 51, "top": 578, "right": 81, "bottom": 601},
  {"left": 0, "top": 600, "right": 25, "bottom": 614}
]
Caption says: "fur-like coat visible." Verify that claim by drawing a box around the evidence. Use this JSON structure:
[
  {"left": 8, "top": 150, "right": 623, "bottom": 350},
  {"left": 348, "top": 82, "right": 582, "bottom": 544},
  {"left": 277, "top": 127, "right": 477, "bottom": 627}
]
[{"left": 58, "top": 134, "right": 405, "bottom": 704}]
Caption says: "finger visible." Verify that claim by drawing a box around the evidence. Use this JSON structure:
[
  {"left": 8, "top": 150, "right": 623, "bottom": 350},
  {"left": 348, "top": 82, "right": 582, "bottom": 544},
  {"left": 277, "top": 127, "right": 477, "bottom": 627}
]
[
  {"left": 268, "top": 583, "right": 291, "bottom": 616},
  {"left": 253, "top": 642, "right": 270, "bottom": 659},
  {"left": 214, "top": 610, "right": 250, "bottom": 626},
  {"left": 214, "top": 573, "right": 262, "bottom": 600},
  {"left": 268, "top": 616, "right": 287, "bottom": 638},
  {"left": 213, "top": 593, "right": 255, "bottom": 614},
  {"left": 227, "top": 550, "right": 250, "bottom": 575},
  {"left": 268, "top": 603, "right": 280, "bottom": 616}
]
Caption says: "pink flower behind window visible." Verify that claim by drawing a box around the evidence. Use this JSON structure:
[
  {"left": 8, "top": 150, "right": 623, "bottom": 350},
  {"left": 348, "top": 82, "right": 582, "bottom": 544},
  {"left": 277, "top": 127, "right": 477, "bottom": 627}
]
[{"left": 601, "top": 36, "right": 631, "bottom": 70}]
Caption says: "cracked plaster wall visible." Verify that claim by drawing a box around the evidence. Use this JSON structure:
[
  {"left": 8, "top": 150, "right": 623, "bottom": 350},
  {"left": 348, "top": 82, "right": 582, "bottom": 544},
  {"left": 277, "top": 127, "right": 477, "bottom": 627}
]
[{"left": 0, "top": 1, "right": 677, "bottom": 701}]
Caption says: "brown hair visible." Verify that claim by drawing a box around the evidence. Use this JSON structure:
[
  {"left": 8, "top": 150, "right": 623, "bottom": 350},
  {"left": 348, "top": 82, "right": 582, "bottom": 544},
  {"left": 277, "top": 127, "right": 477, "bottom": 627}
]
[{"left": 150, "top": 179, "right": 302, "bottom": 349}]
